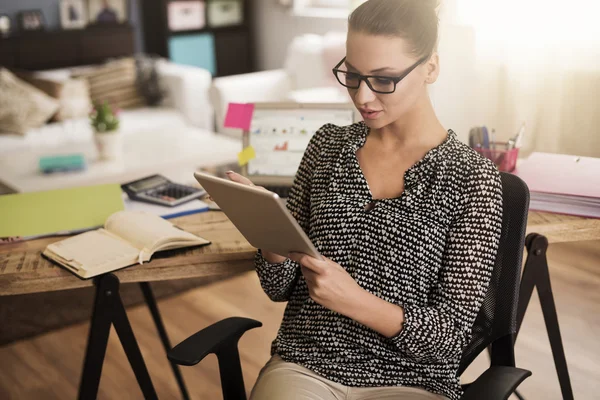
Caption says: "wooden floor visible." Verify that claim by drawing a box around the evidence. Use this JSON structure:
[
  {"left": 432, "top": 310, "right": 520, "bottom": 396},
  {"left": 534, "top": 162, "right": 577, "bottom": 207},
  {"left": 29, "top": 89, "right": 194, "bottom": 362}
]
[{"left": 0, "top": 239, "right": 598, "bottom": 400}]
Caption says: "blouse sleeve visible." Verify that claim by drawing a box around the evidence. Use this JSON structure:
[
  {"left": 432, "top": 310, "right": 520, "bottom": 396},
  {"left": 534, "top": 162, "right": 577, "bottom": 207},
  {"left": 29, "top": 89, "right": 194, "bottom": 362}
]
[
  {"left": 254, "top": 124, "right": 331, "bottom": 302},
  {"left": 390, "top": 161, "right": 503, "bottom": 362}
]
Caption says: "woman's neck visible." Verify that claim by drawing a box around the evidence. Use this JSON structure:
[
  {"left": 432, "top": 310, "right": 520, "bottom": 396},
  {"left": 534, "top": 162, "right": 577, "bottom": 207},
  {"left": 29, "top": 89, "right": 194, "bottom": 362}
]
[{"left": 370, "top": 95, "right": 446, "bottom": 151}]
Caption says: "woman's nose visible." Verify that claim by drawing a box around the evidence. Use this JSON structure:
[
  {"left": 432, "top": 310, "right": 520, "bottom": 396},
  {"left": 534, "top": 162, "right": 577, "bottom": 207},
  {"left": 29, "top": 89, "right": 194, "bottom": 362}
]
[{"left": 354, "top": 79, "right": 376, "bottom": 104}]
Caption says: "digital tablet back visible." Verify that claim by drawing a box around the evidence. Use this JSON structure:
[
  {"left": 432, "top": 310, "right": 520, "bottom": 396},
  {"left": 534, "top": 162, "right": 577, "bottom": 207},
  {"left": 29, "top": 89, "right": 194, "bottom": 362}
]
[{"left": 194, "top": 172, "right": 321, "bottom": 259}]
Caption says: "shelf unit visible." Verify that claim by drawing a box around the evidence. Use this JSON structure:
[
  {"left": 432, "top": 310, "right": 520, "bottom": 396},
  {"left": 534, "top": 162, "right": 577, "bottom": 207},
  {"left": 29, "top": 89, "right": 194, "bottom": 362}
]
[
  {"left": 0, "top": 24, "right": 135, "bottom": 71},
  {"left": 141, "top": 0, "right": 254, "bottom": 77}
]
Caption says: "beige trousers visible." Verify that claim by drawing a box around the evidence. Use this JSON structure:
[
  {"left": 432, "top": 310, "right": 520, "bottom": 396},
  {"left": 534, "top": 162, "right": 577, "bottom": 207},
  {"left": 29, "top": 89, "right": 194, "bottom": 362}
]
[{"left": 250, "top": 355, "right": 449, "bottom": 400}]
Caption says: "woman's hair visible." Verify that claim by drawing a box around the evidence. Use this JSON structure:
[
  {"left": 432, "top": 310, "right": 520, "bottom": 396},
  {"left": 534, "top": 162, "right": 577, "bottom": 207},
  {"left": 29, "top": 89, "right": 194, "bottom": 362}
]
[{"left": 348, "top": 0, "right": 440, "bottom": 59}]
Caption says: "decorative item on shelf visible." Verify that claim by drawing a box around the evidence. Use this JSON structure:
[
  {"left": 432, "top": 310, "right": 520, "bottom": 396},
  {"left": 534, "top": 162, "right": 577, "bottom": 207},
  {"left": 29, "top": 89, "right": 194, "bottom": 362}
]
[
  {"left": 87, "top": 0, "right": 128, "bottom": 25},
  {"left": 90, "top": 101, "right": 123, "bottom": 160},
  {"left": 59, "top": 0, "right": 88, "bottom": 29},
  {"left": 18, "top": 10, "right": 46, "bottom": 32},
  {"left": 168, "top": 33, "right": 216, "bottom": 75},
  {"left": 135, "top": 54, "right": 166, "bottom": 106},
  {"left": 0, "top": 14, "right": 12, "bottom": 37},
  {"left": 207, "top": 0, "right": 243, "bottom": 28},
  {"left": 168, "top": 0, "right": 206, "bottom": 32}
]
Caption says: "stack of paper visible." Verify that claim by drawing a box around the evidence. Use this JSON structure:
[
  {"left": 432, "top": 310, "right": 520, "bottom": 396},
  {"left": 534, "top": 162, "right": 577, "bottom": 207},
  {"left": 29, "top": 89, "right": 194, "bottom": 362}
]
[
  {"left": 514, "top": 152, "right": 600, "bottom": 218},
  {"left": 123, "top": 194, "right": 209, "bottom": 218}
]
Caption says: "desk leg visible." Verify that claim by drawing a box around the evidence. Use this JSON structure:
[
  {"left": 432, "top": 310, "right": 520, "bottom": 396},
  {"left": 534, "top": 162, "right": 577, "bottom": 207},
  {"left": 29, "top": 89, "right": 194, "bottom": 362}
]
[
  {"left": 140, "top": 282, "right": 190, "bottom": 400},
  {"left": 78, "top": 274, "right": 158, "bottom": 400},
  {"left": 516, "top": 233, "right": 574, "bottom": 400}
]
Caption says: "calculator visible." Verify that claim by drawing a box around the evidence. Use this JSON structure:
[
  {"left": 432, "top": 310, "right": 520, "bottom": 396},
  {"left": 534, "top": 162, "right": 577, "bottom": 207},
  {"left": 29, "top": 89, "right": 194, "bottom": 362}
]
[{"left": 121, "top": 174, "right": 206, "bottom": 207}]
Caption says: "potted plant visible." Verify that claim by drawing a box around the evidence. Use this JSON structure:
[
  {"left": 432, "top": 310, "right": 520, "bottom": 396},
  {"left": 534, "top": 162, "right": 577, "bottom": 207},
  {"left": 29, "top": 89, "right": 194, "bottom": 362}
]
[{"left": 90, "top": 101, "right": 122, "bottom": 160}]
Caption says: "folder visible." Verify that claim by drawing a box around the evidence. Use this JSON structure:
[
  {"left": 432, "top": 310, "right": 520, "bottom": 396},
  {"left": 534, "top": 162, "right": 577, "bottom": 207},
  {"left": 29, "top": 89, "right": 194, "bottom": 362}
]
[
  {"left": 0, "top": 184, "right": 124, "bottom": 238},
  {"left": 514, "top": 152, "right": 600, "bottom": 218}
]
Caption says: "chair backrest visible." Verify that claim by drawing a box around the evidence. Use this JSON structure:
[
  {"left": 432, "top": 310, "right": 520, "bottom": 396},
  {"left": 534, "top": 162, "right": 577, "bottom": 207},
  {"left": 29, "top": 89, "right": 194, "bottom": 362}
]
[{"left": 458, "top": 172, "right": 530, "bottom": 375}]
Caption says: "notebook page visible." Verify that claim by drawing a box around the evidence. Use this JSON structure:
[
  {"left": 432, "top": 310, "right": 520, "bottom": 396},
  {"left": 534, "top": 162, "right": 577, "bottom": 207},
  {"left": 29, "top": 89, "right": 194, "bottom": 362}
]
[
  {"left": 105, "top": 211, "right": 202, "bottom": 253},
  {"left": 46, "top": 229, "right": 139, "bottom": 271}
]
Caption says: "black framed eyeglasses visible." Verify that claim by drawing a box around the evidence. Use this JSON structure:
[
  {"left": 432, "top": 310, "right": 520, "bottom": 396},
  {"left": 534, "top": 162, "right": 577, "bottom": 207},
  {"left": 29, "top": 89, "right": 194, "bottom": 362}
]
[{"left": 332, "top": 55, "right": 429, "bottom": 94}]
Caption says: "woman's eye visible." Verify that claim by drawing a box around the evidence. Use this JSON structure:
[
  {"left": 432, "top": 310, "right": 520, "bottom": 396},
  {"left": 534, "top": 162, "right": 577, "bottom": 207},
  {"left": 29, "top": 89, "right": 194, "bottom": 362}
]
[{"left": 375, "top": 77, "right": 393, "bottom": 85}]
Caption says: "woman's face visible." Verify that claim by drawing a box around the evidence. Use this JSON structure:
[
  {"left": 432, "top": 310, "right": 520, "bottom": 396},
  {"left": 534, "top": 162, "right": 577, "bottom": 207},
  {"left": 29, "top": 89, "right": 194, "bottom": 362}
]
[{"left": 344, "top": 31, "right": 436, "bottom": 130}]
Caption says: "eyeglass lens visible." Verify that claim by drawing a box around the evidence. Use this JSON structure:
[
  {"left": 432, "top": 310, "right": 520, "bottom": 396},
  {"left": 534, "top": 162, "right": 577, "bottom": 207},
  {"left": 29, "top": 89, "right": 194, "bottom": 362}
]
[{"left": 335, "top": 71, "right": 396, "bottom": 93}]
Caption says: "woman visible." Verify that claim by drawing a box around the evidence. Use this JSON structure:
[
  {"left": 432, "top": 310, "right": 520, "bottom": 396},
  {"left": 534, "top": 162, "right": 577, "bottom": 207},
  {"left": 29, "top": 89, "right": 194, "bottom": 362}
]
[{"left": 228, "top": 0, "right": 503, "bottom": 399}]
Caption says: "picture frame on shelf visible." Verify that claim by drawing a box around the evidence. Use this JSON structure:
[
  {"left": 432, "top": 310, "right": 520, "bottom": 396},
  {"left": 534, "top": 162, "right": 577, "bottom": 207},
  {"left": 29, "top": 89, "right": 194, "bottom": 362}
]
[
  {"left": 87, "top": 0, "right": 128, "bottom": 25},
  {"left": 207, "top": 0, "right": 243, "bottom": 28},
  {"left": 60, "top": 0, "right": 88, "bottom": 29},
  {"left": 18, "top": 10, "right": 46, "bottom": 32},
  {"left": 167, "top": 1, "right": 206, "bottom": 32},
  {"left": 0, "top": 14, "right": 12, "bottom": 37}
]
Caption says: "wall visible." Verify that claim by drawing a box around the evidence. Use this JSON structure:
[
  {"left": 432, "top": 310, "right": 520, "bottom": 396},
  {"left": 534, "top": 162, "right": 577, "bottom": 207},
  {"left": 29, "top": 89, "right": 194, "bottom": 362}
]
[
  {"left": 251, "top": 0, "right": 459, "bottom": 70},
  {"left": 250, "top": 1, "right": 347, "bottom": 71},
  {"left": 0, "top": 0, "right": 145, "bottom": 51}
]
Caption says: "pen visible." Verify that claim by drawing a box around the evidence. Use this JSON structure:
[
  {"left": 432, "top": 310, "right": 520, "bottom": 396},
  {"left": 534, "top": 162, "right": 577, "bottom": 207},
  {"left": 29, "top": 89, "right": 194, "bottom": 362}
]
[
  {"left": 514, "top": 122, "right": 526, "bottom": 149},
  {"left": 481, "top": 126, "right": 489, "bottom": 150}
]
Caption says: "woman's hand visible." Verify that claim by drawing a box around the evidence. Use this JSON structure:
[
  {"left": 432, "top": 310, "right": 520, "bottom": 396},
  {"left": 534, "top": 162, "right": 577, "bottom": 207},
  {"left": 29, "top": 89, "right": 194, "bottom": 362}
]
[
  {"left": 288, "top": 253, "right": 363, "bottom": 316},
  {"left": 289, "top": 252, "right": 406, "bottom": 338},
  {"left": 225, "top": 171, "right": 287, "bottom": 264}
]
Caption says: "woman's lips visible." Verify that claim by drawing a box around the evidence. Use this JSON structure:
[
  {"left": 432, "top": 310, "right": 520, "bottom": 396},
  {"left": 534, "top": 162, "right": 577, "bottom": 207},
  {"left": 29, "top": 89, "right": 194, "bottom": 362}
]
[{"left": 360, "top": 109, "right": 382, "bottom": 120}]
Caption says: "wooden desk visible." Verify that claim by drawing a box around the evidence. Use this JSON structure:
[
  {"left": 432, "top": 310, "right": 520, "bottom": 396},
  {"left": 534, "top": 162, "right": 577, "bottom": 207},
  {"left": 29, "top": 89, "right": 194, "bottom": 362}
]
[
  {"left": 0, "top": 211, "right": 257, "bottom": 400},
  {"left": 0, "top": 212, "right": 256, "bottom": 296},
  {"left": 521, "top": 211, "right": 599, "bottom": 400},
  {"left": 2, "top": 210, "right": 599, "bottom": 297},
  {"left": 1, "top": 209, "right": 597, "bottom": 399},
  {"left": 527, "top": 211, "right": 600, "bottom": 244}
]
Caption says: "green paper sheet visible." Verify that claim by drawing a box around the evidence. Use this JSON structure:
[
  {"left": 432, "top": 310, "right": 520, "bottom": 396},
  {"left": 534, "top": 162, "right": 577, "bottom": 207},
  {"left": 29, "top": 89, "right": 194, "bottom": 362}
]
[{"left": 0, "top": 184, "right": 124, "bottom": 238}]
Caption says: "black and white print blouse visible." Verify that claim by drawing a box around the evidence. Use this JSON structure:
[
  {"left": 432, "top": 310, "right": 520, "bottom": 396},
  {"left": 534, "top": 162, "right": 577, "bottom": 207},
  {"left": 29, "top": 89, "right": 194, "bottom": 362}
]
[{"left": 254, "top": 122, "right": 503, "bottom": 400}]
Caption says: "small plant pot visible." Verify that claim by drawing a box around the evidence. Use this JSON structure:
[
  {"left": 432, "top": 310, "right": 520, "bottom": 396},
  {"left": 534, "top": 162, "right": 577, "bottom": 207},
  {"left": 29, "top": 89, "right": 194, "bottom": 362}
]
[{"left": 94, "top": 131, "right": 123, "bottom": 161}]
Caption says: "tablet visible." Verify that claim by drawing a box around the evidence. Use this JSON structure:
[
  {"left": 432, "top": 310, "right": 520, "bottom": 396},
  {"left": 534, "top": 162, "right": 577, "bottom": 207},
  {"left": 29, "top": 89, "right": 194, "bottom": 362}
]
[{"left": 194, "top": 172, "right": 321, "bottom": 259}]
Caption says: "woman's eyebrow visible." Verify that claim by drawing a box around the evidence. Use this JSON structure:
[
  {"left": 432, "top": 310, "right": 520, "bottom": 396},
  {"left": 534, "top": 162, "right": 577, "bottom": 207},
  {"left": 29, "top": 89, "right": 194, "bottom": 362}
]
[{"left": 344, "top": 60, "right": 399, "bottom": 74}]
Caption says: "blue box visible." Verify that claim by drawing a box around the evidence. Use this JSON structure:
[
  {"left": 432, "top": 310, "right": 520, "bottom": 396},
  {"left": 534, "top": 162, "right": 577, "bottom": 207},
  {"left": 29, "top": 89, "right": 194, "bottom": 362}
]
[
  {"left": 39, "top": 154, "right": 87, "bottom": 174},
  {"left": 168, "top": 33, "right": 217, "bottom": 76}
]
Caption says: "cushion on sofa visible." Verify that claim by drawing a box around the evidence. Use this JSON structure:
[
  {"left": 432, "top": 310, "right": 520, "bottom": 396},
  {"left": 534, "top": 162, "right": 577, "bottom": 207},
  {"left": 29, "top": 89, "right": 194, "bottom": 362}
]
[
  {"left": 71, "top": 58, "right": 146, "bottom": 110},
  {"left": 0, "top": 68, "right": 59, "bottom": 135},
  {"left": 16, "top": 71, "right": 92, "bottom": 122}
]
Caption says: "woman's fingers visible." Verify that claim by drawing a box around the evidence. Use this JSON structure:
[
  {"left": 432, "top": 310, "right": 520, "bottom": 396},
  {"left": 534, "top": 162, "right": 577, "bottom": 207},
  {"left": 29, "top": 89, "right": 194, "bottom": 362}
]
[
  {"left": 290, "top": 252, "right": 325, "bottom": 274},
  {"left": 301, "top": 266, "right": 318, "bottom": 283},
  {"left": 225, "top": 171, "right": 255, "bottom": 186},
  {"left": 225, "top": 171, "right": 270, "bottom": 192}
]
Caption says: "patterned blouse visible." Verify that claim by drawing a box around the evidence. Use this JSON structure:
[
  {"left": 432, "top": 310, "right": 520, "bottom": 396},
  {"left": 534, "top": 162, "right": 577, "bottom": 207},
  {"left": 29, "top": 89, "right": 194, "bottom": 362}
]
[{"left": 254, "top": 122, "right": 503, "bottom": 400}]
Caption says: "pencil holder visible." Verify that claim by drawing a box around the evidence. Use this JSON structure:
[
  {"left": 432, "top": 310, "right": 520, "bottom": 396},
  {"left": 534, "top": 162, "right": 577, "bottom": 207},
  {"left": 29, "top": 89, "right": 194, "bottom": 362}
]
[{"left": 475, "top": 144, "right": 519, "bottom": 172}]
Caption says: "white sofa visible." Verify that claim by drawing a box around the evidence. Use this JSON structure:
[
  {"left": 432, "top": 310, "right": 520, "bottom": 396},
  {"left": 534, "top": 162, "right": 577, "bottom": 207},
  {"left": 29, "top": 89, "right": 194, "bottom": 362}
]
[
  {"left": 0, "top": 60, "right": 216, "bottom": 156},
  {"left": 0, "top": 60, "right": 248, "bottom": 194},
  {"left": 210, "top": 32, "right": 351, "bottom": 138},
  {"left": 211, "top": 27, "right": 477, "bottom": 143}
]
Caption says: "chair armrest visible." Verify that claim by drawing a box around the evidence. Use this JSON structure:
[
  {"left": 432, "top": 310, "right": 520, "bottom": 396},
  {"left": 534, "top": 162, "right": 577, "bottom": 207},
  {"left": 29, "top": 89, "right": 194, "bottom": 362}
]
[
  {"left": 461, "top": 366, "right": 531, "bottom": 400},
  {"left": 167, "top": 317, "right": 262, "bottom": 366},
  {"left": 156, "top": 60, "right": 214, "bottom": 131},
  {"left": 210, "top": 69, "right": 292, "bottom": 137}
]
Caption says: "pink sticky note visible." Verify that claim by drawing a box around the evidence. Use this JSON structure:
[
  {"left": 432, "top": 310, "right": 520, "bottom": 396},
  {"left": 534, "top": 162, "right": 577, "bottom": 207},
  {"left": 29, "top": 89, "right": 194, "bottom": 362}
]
[{"left": 224, "top": 103, "right": 255, "bottom": 130}]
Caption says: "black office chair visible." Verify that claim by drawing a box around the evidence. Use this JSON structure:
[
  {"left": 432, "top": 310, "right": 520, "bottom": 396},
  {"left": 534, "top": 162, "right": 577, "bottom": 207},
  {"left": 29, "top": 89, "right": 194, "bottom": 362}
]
[{"left": 168, "top": 172, "right": 532, "bottom": 400}]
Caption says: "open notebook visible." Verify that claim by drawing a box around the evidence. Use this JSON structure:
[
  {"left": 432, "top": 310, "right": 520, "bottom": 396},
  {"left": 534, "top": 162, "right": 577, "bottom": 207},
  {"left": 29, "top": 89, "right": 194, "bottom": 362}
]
[{"left": 43, "top": 211, "right": 210, "bottom": 279}]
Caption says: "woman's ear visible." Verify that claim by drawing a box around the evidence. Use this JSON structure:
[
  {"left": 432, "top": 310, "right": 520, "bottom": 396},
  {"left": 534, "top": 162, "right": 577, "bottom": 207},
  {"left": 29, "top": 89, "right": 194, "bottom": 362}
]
[{"left": 425, "top": 52, "right": 440, "bottom": 84}]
